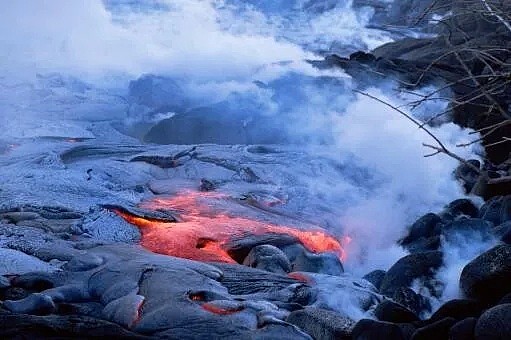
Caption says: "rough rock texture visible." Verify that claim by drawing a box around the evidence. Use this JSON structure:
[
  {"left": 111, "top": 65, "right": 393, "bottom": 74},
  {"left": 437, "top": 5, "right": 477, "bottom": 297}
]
[
  {"left": 0, "top": 244, "right": 377, "bottom": 338},
  {"left": 352, "top": 319, "right": 406, "bottom": 340},
  {"left": 393, "top": 287, "right": 430, "bottom": 316},
  {"left": 475, "top": 304, "right": 511, "bottom": 340},
  {"left": 480, "top": 196, "right": 511, "bottom": 226},
  {"left": 460, "top": 245, "right": 511, "bottom": 304},
  {"left": 380, "top": 251, "right": 443, "bottom": 297},
  {"left": 0, "top": 312, "right": 147, "bottom": 339},
  {"left": 363, "top": 269, "right": 386, "bottom": 291},
  {"left": 286, "top": 307, "right": 355, "bottom": 340},
  {"left": 374, "top": 300, "right": 419, "bottom": 323},
  {"left": 429, "top": 299, "right": 485, "bottom": 322}
]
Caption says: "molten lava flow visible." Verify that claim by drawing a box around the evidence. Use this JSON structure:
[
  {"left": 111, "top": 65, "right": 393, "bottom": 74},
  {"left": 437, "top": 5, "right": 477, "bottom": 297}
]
[
  {"left": 201, "top": 303, "right": 244, "bottom": 315},
  {"left": 116, "top": 190, "right": 349, "bottom": 263}
]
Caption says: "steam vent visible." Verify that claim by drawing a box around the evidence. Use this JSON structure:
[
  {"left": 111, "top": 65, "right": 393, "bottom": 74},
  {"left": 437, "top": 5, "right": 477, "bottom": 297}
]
[{"left": 1, "top": 0, "right": 510, "bottom": 339}]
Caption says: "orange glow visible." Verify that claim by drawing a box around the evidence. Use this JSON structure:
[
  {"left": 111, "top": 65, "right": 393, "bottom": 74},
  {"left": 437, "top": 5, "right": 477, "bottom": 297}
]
[
  {"left": 287, "top": 272, "right": 314, "bottom": 284},
  {"left": 202, "top": 303, "right": 244, "bottom": 315},
  {"left": 116, "top": 190, "right": 349, "bottom": 263}
]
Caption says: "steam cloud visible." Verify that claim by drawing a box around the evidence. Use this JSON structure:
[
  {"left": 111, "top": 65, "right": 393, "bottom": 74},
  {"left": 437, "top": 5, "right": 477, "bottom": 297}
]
[{"left": 0, "top": 0, "right": 484, "bottom": 314}]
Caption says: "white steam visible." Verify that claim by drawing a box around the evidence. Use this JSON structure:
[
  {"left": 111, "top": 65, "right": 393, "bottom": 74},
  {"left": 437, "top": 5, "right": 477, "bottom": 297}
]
[{"left": 0, "top": 0, "right": 486, "bottom": 319}]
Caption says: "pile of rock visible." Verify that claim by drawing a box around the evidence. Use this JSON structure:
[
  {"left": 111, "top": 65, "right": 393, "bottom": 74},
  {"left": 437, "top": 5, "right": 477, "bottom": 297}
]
[{"left": 353, "top": 195, "right": 511, "bottom": 339}]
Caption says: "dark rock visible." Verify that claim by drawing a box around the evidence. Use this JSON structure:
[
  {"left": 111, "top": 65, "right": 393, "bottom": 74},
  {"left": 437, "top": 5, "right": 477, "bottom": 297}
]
[
  {"left": 398, "top": 323, "right": 417, "bottom": 339},
  {"left": 102, "top": 204, "right": 178, "bottom": 224},
  {"left": 352, "top": 319, "right": 406, "bottom": 340},
  {"left": 57, "top": 302, "right": 104, "bottom": 319},
  {"left": 460, "top": 245, "right": 511, "bottom": 304},
  {"left": 441, "top": 218, "right": 494, "bottom": 241},
  {"left": 401, "top": 213, "right": 442, "bottom": 247},
  {"left": 286, "top": 307, "right": 355, "bottom": 340},
  {"left": 4, "top": 293, "right": 56, "bottom": 315},
  {"left": 242, "top": 323, "right": 312, "bottom": 340},
  {"left": 393, "top": 287, "right": 431, "bottom": 316},
  {"left": 10, "top": 273, "right": 55, "bottom": 291},
  {"left": 430, "top": 299, "right": 485, "bottom": 322},
  {"left": 374, "top": 300, "right": 419, "bottom": 323},
  {"left": 0, "top": 275, "right": 10, "bottom": 289},
  {"left": 1, "top": 287, "right": 30, "bottom": 301},
  {"left": 0, "top": 313, "right": 145, "bottom": 338},
  {"left": 475, "top": 304, "right": 511, "bottom": 339},
  {"left": 405, "top": 236, "right": 441, "bottom": 253},
  {"left": 199, "top": 178, "right": 215, "bottom": 192},
  {"left": 449, "top": 317, "right": 476, "bottom": 340},
  {"left": 350, "top": 51, "right": 376, "bottom": 63},
  {"left": 380, "top": 251, "right": 443, "bottom": 297},
  {"left": 411, "top": 317, "right": 456, "bottom": 340},
  {"left": 480, "top": 196, "right": 511, "bottom": 225},
  {"left": 363, "top": 270, "right": 386, "bottom": 290},
  {"left": 455, "top": 160, "right": 482, "bottom": 194},
  {"left": 494, "top": 221, "right": 511, "bottom": 244},
  {"left": 242, "top": 244, "right": 291, "bottom": 274},
  {"left": 442, "top": 199, "right": 479, "bottom": 220}
]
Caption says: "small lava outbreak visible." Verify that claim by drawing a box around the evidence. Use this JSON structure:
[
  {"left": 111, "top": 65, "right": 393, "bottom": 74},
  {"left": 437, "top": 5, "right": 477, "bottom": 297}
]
[{"left": 116, "top": 190, "right": 350, "bottom": 263}]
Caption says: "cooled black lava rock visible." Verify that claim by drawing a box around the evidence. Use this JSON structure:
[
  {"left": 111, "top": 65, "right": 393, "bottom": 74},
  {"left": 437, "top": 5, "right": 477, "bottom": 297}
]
[
  {"left": 474, "top": 304, "right": 511, "bottom": 339},
  {"left": 449, "top": 317, "right": 476, "bottom": 340},
  {"left": 0, "top": 313, "right": 145, "bottom": 339},
  {"left": 479, "top": 195, "right": 511, "bottom": 225},
  {"left": 401, "top": 213, "right": 442, "bottom": 247},
  {"left": 242, "top": 244, "right": 291, "bottom": 274},
  {"left": 454, "top": 160, "right": 482, "bottom": 193},
  {"left": 442, "top": 199, "right": 479, "bottom": 221},
  {"left": 393, "top": 287, "right": 430, "bottom": 316},
  {"left": 429, "top": 299, "right": 485, "bottom": 322},
  {"left": 380, "top": 251, "right": 443, "bottom": 297},
  {"left": 374, "top": 300, "right": 419, "bottom": 323},
  {"left": 411, "top": 317, "right": 456, "bottom": 340},
  {"left": 363, "top": 270, "right": 386, "bottom": 291},
  {"left": 441, "top": 218, "right": 494, "bottom": 241},
  {"left": 352, "top": 319, "right": 406, "bottom": 340},
  {"left": 460, "top": 245, "right": 511, "bottom": 304},
  {"left": 286, "top": 307, "right": 354, "bottom": 340},
  {"left": 494, "top": 221, "right": 511, "bottom": 244},
  {"left": 405, "top": 236, "right": 441, "bottom": 253}
]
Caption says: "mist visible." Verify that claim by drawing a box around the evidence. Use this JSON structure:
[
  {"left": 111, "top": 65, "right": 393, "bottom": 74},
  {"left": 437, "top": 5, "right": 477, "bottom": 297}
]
[{"left": 0, "top": 0, "right": 484, "bottom": 316}]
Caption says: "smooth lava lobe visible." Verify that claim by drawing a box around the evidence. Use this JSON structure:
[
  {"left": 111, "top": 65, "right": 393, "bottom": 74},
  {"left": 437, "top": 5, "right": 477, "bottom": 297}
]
[{"left": 116, "top": 190, "right": 350, "bottom": 263}]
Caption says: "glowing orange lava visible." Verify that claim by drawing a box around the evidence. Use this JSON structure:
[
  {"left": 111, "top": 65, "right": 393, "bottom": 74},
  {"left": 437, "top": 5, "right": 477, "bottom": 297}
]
[
  {"left": 116, "top": 190, "right": 350, "bottom": 263},
  {"left": 201, "top": 303, "right": 244, "bottom": 315}
]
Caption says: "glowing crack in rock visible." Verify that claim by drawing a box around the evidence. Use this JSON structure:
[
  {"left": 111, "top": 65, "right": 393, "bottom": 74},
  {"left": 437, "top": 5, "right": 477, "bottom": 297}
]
[{"left": 116, "top": 190, "right": 350, "bottom": 263}]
